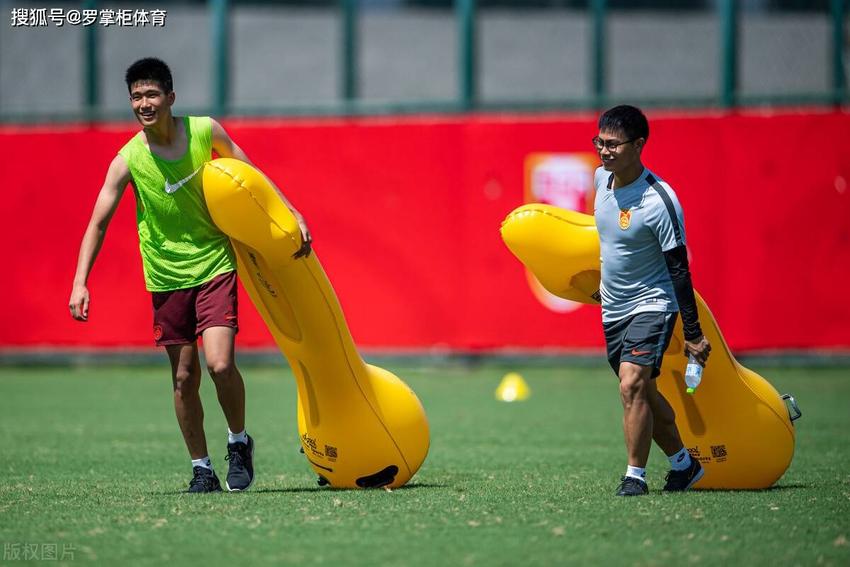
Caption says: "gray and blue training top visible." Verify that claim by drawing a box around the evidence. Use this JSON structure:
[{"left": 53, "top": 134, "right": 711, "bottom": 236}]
[{"left": 593, "top": 166, "right": 687, "bottom": 324}]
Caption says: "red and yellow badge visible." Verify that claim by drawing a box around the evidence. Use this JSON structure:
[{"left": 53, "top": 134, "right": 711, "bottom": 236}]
[{"left": 618, "top": 209, "right": 632, "bottom": 230}]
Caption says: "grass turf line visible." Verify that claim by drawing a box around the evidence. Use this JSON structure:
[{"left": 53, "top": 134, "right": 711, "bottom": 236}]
[{"left": 0, "top": 363, "right": 848, "bottom": 566}]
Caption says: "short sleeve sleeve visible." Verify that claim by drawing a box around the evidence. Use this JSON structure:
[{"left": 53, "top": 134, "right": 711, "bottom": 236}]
[
  {"left": 593, "top": 167, "right": 608, "bottom": 194},
  {"left": 647, "top": 184, "right": 686, "bottom": 252}
]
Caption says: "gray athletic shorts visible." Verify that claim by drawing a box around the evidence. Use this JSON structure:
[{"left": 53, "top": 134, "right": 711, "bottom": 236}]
[{"left": 603, "top": 311, "right": 678, "bottom": 378}]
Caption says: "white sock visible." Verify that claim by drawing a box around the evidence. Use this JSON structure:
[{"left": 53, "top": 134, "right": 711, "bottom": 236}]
[
  {"left": 668, "top": 447, "right": 692, "bottom": 471},
  {"left": 625, "top": 466, "right": 646, "bottom": 481},
  {"left": 192, "top": 456, "right": 212, "bottom": 470},
  {"left": 228, "top": 428, "right": 248, "bottom": 445}
]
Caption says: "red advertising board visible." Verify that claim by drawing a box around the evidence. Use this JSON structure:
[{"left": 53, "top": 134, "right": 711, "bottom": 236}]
[{"left": 1, "top": 109, "right": 848, "bottom": 351}]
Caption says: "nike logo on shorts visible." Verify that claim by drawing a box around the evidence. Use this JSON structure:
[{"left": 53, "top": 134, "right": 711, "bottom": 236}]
[
  {"left": 164, "top": 166, "right": 202, "bottom": 194},
  {"left": 631, "top": 349, "right": 652, "bottom": 356}
]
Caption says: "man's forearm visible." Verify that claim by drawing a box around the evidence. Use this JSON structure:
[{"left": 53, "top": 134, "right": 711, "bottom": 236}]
[
  {"left": 663, "top": 246, "right": 702, "bottom": 341},
  {"left": 73, "top": 224, "right": 107, "bottom": 285}
]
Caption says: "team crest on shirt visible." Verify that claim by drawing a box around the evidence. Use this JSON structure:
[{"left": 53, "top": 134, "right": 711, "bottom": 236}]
[{"left": 619, "top": 209, "right": 632, "bottom": 230}]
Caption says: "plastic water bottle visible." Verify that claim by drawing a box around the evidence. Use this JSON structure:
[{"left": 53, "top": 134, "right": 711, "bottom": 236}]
[{"left": 685, "top": 354, "right": 703, "bottom": 394}]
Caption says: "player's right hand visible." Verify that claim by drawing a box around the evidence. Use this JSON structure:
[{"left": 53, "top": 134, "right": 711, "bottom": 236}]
[{"left": 69, "top": 284, "right": 90, "bottom": 321}]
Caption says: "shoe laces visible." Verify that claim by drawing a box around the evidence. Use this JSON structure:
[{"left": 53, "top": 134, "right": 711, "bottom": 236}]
[
  {"left": 189, "top": 466, "right": 216, "bottom": 489},
  {"left": 621, "top": 476, "right": 646, "bottom": 488},
  {"left": 225, "top": 443, "right": 248, "bottom": 466},
  {"left": 665, "top": 466, "right": 690, "bottom": 482}
]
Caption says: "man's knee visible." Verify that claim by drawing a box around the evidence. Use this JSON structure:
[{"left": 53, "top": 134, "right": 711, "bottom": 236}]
[
  {"left": 655, "top": 407, "right": 676, "bottom": 429},
  {"left": 173, "top": 367, "right": 201, "bottom": 396},
  {"left": 206, "top": 358, "right": 236, "bottom": 381},
  {"left": 651, "top": 391, "right": 677, "bottom": 427},
  {"left": 618, "top": 364, "right": 651, "bottom": 405}
]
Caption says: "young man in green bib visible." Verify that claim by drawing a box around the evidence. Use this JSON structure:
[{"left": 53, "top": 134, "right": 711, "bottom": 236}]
[{"left": 69, "top": 58, "right": 311, "bottom": 493}]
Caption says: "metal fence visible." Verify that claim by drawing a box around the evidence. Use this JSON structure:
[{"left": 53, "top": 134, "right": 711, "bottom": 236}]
[{"left": 0, "top": 0, "right": 847, "bottom": 122}]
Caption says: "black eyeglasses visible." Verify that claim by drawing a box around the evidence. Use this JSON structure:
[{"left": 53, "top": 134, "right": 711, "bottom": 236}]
[{"left": 591, "top": 136, "right": 635, "bottom": 151}]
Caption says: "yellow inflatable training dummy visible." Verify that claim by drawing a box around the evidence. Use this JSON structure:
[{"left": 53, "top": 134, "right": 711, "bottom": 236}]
[
  {"left": 501, "top": 204, "right": 801, "bottom": 489},
  {"left": 202, "top": 158, "right": 429, "bottom": 488}
]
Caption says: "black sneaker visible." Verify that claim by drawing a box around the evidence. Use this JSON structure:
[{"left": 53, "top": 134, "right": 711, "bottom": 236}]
[
  {"left": 663, "top": 458, "right": 704, "bottom": 492},
  {"left": 188, "top": 466, "right": 223, "bottom": 493},
  {"left": 616, "top": 476, "right": 649, "bottom": 496},
  {"left": 225, "top": 435, "right": 255, "bottom": 492}
]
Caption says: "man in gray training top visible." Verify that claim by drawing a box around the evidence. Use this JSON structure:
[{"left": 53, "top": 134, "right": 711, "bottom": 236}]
[{"left": 592, "top": 105, "right": 711, "bottom": 496}]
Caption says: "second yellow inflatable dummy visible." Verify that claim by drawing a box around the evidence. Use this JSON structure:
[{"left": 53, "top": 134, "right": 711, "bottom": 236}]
[
  {"left": 501, "top": 204, "right": 800, "bottom": 489},
  {"left": 202, "top": 158, "right": 429, "bottom": 488}
]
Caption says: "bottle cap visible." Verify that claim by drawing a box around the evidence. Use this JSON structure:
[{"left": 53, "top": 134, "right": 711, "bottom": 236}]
[{"left": 686, "top": 387, "right": 696, "bottom": 394}]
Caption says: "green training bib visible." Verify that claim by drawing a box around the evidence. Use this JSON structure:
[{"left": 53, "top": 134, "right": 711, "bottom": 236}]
[{"left": 118, "top": 116, "right": 235, "bottom": 291}]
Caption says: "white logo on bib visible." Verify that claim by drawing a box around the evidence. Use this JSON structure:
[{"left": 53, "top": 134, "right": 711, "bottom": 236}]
[{"left": 164, "top": 166, "right": 202, "bottom": 194}]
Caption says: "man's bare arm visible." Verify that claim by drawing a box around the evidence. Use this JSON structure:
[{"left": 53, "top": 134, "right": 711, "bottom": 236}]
[
  {"left": 210, "top": 119, "right": 312, "bottom": 257},
  {"left": 69, "top": 155, "right": 131, "bottom": 321}
]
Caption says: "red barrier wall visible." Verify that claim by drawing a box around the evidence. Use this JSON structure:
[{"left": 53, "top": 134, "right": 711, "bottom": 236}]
[{"left": 2, "top": 110, "right": 848, "bottom": 351}]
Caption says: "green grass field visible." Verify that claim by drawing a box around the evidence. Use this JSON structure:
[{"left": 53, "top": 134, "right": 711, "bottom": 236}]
[{"left": 1, "top": 361, "right": 848, "bottom": 566}]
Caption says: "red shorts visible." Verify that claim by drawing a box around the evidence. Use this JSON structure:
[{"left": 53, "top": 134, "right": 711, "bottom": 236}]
[{"left": 151, "top": 271, "right": 239, "bottom": 346}]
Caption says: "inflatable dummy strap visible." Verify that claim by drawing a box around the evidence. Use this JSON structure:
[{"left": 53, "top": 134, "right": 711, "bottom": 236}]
[
  {"left": 501, "top": 204, "right": 801, "bottom": 489},
  {"left": 202, "top": 159, "right": 429, "bottom": 489}
]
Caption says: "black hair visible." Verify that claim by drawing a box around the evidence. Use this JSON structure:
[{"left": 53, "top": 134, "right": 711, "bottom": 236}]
[
  {"left": 125, "top": 57, "right": 173, "bottom": 93},
  {"left": 598, "top": 105, "right": 649, "bottom": 141}
]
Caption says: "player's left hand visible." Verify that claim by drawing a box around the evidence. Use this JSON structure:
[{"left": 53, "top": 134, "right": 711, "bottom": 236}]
[{"left": 685, "top": 335, "right": 711, "bottom": 366}]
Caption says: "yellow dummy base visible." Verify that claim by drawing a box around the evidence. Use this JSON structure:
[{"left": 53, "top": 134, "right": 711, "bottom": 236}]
[
  {"left": 202, "top": 158, "right": 429, "bottom": 488},
  {"left": 501, "top": 204, "right": 796, "bottom": 489}
]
